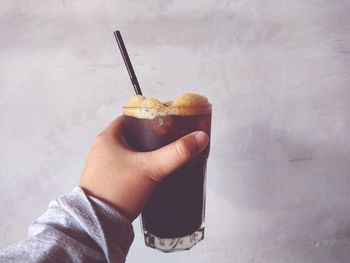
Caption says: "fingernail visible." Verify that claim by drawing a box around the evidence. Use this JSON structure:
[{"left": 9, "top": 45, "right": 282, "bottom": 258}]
[{"left": 194, "top": 131, "right": 209, "bottom": 149}]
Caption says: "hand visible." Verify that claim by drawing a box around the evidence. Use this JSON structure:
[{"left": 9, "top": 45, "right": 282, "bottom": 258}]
[{"left": 79, "top": 116, "right": 209, "bottom": 221}]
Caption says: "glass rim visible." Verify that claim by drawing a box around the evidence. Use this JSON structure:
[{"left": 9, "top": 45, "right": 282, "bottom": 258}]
[{"left": 122, "top": 103, "right": 212, "bottom": 109}]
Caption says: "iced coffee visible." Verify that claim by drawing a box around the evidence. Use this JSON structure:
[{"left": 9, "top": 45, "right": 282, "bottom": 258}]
[{"left": 123, "top": 93, "right": 211, "bottom": 252}]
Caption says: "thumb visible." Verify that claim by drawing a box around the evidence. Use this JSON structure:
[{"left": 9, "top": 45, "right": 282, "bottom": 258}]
[{"left": 146, "top": 131, "right": 209, "bottom": 182}]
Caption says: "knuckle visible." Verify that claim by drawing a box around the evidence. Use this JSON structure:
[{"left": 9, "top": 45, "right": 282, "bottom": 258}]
[
  {"left": 148, "top": 168, "right": 164, "bottom": 184},
  {"left": 175, "top": 139, "right": 194, "bottom": 163},
  {"left": 143, "top": 153, "right": 164, "bottom": 183}
]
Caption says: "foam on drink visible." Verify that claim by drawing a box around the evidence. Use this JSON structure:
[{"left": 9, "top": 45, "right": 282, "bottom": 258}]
[{"left": 123, "top": 92, "right": 210, "bottom": 118}]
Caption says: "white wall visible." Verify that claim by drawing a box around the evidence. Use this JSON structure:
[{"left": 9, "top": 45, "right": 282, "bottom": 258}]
[{"left": 1, "top": 1, "right": 350, "bottom": 262}]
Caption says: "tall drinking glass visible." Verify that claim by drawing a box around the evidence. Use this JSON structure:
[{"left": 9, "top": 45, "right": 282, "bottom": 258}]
[{"left": 123, "top": 104, "right": 211, "bottom": 252}]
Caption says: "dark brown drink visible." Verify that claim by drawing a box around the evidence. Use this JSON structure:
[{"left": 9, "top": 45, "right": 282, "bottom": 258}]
[
  {"left": 124, "top": 113, "right": 211, "bottom": 237},
  {"left": 123, "top": 94, "right": 211, "bottom": 252}
]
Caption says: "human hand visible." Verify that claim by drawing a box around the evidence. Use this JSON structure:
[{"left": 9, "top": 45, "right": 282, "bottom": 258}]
[{"left": 80, "top": 116, "right": 209, "bottom": 221}]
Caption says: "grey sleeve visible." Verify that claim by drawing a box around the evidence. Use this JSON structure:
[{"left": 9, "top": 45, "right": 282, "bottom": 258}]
[{"left": 0, "top": 187, "right": 135, "bottom": 263}]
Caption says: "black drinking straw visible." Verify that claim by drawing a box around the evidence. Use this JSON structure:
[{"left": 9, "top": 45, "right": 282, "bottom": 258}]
[{"left": 114, "top": 30, "right": 143, "bottom": 95}]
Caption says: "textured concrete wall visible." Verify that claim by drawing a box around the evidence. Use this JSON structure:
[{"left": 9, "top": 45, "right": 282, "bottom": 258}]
[{"left": 1, "top": 1, "right": 350, "bottom": 262}]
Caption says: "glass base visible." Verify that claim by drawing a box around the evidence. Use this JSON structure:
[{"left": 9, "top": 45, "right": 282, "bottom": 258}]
[{"left": 143, "top": 225, "right": 204, "bottom": 253}]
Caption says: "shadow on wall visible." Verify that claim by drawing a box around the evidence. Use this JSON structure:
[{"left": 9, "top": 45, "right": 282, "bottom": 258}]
[
  {"left": 206, "top": 1, "right": 350, "bottom": 261},
  {"left": 211, "top": 118, "right": 350, "bottom": 261}
]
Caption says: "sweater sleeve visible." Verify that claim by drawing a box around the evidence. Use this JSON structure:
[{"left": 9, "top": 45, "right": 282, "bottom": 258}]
[{"left": 0, "top": 187, "right": 135, "bottom": 263}]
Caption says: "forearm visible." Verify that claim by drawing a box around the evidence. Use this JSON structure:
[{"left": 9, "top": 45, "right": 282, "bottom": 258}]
[{"left": 0, "top": 187, "right": 134, "bottom": 263}]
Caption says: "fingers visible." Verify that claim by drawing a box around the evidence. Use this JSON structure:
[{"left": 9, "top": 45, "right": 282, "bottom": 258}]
[
  {"left": 96, "top": 116, "right": 131, "bottom": 148},
  {"left": 145, "top": 131, "right": 209, "bottom": 182},
  {"left": 100, "top": 116, "right": 209, "bottom": 183}
]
